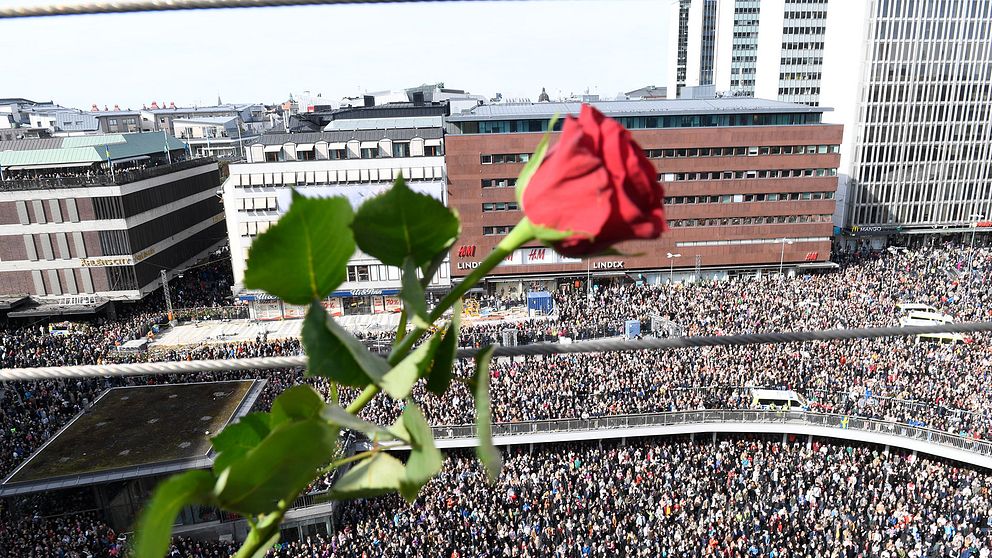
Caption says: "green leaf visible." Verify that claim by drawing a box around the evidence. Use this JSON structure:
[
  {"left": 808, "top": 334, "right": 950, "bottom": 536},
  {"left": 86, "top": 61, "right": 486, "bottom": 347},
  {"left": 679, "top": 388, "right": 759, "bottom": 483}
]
[
  {"left": 134, "top": 470, "right": 215, "bottom": 558},
  {"left": 302, "top": 301, "right": 390, "bottom": 387},
  {"left": 401, "top": 257, "right": 430, "bottom": 330},
  {"left": 473, "top": 346, "right": 502, "bottom": 482},
  {"left": 329, "top": 452, "right": 407, "bottom": 500},
  {"left": 321, "top": 403, "right": 404, "bottom": 442},
  {"left": 379, "top": 330, "right": 444, "bottom": 400},
  {"left": 214, "top": 418, "right": 337, "bottom": 515},
  {"left": 420, "top": 249, "right": 448, "bottom": 289},
  {"left": 245, "top": 531, "right": 280, "bottom": 558},
  {"left": 351, "top": 175, "right": 460, "bottom": 268},
  {"left": 211, "top": 413, "right": 271, "bottom": 473},
  {"left": 398, "top": 403, "right": 443, "bottom": 502},
  {"left": 425, "top": 301, "right": 461, "bottom": 395},
  {"left": 244, "top": 191, "right": 355, "bottom": 306},
  {"left": 270, "top": 385, "right": 325, "bottom": 425},
  {"left": 515, "top": 114, "right": 559, "bottom": 204}
]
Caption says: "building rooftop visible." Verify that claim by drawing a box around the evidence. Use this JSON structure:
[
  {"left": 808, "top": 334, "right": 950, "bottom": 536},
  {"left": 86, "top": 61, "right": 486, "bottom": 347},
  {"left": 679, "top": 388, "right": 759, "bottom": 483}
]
[
  {"left": 0, "top": 132, "right": 186, "bottom": 169},
  {"left": 447, "top": 98, "right": 828, "bottom": 121},
  {"left": 173, "top": 116, "right": 238, "bottom": 125},
  {"left": 0, "top": 380, "right": 263, "bottom": 496},
  {"left": 250, "top": 127, "right": 443, "bottom": 146},
  {"left": 144, "top": 103, "right": 259, "bottom": 115}
]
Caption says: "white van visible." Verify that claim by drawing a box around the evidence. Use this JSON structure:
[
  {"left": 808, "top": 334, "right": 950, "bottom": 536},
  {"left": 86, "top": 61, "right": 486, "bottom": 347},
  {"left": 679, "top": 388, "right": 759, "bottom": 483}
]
[
  {"left": 905, "top": 310, "right": 953, "bottom": 324},
  {"left": 896, "top": 303, "right": 939, "bottom": 314},
  {"left": 750, "top": 389, "right": 808, "bottom": 411}
]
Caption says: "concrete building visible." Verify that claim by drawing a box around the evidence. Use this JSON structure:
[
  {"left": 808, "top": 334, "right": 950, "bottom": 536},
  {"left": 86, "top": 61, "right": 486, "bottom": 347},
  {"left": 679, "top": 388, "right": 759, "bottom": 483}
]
[
  {"left": 223, "top": 102, "right": 450, "bottom": 320},
  {"left": 666, "top": 0, "right": 992, "bottom": 248},
  {"left": 172, "top": 116, "right": 255, "bottom": 159},
  {"left": 444, "top": 99, "right": 841, "bottom": 294},
  {"left": 0, "top": 133, "right": 223, "bottom": 310}
]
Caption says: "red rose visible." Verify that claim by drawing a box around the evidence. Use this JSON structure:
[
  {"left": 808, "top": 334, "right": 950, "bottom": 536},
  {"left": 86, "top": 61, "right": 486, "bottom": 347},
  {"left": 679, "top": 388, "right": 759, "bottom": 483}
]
[{"left": 521, "top": 104, "right": 666, "bottom": 256}]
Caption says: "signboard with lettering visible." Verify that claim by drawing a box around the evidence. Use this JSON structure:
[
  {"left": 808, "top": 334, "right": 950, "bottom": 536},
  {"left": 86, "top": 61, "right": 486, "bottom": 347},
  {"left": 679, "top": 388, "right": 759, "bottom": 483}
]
[
  {"left": 80, "top": 256, "right": 135, "bottom": 267},
  {"left": 384, "top": 296, "right": 402, "bottom": 313},
  {"left": 323, "top": 297, "right": 343, "bottom": 317},
  {"left": 37, "top": 295, "right": 104, "bottom": 306},
  {"left": 282, "top": 303, "right": 307, "bottom": 319},
  {"left": 253, "top": 300, "right": 282, "bottom": 320}
]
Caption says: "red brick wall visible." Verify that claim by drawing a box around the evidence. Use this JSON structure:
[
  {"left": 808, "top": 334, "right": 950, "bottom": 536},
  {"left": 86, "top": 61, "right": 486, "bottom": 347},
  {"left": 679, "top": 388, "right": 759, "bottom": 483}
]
[{"left": 446, "top": 124, "right": 842, "bottom": 278}]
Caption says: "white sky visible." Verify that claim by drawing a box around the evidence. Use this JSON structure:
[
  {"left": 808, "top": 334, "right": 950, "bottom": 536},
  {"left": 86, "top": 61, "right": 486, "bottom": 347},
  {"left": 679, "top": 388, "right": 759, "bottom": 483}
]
[{"left": 0, "top": 0, "right": 670, "bottom": 109}]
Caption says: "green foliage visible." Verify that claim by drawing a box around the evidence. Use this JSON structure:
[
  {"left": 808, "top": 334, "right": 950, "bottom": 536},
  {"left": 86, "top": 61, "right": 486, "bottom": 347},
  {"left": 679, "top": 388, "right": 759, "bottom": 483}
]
[
  {"left": 134, "top": 470, "right": 215, "bottom": 558},
  {"left": 270, "top": 385, "right": 325, "bottom": 424},
  {"left": 472, "top": 346, "right": 502, "bottom": 482},
  {"left": 322, "top": 403, "right": 403, "bottom": 442},
  {"left": 211, "top": 414, "right": 271, "bottom": 474},
  {"left": 215, "top": 418, "right": 337, "bottom": 515},
  {"left": 400, "top": 257, "right": 430, "bottom": 329},
  {"left": 378, "top": 330, "right": 443, "bottom": 400},
  {"left": 329, "top": 452, "right": 407, "bottom": 500},
  {"left": 243, "top": 191, "right": 355, "bottom": 305},
  {"left": 398, "top": 403, "right": 443, "bottom": 502},
  {"left": 351, "top": 176, "right": 459, "bottom": 268},
  {"left": 302, "top": 301, "right": 390, "bottom": 387},
  {"left": 425, "top": 300, "right": 461, "bottom": 395}
]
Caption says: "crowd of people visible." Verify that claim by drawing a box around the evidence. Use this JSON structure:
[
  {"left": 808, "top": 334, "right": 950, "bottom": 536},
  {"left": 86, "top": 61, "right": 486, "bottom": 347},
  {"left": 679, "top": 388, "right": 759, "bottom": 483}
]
[{"left": 0, "top": 241, "right": 990, "bottom": 556}]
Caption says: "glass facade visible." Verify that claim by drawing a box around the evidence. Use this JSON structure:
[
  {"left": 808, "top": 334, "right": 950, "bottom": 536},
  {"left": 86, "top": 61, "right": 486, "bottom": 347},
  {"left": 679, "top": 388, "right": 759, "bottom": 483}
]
[
  {"left": 848, "top": 0, "right": 992, "bottom": 229},
  {"left": 675, "top": 0, "right": 692, "bottom": 96},
  {"left": 729, "top": 0, "right": 761, "bottom": 95},
  {"left": 699, "top": 0, "right": 719, "bottom": 85},
  {"left": 777, "top": 0, "right": 828, "bottom": 105},
  {"left": 457, "top": 112, "right": 822, "bottom": 134}
]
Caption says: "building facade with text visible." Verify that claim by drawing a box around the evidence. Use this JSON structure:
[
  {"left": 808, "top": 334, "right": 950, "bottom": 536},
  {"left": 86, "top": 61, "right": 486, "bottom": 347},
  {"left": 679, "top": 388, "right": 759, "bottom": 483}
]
[
  {"left": 444, "top": 98, "right": 841, "bottom": 293},
  {"left": 0, "top": 133, "right": 223, "bottom": 307}
]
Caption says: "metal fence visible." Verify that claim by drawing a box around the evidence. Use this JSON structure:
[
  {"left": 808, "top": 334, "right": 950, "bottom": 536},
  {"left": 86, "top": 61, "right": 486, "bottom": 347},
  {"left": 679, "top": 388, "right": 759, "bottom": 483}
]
[
  {"left": 171, "top": 305, "right": 249, "bottom": 322},
  {"left": 430, "top": 410, "right": 992, "bottom": 458},
  {"left": 0, "top": 157, "right": 216, "bottom": 191}
]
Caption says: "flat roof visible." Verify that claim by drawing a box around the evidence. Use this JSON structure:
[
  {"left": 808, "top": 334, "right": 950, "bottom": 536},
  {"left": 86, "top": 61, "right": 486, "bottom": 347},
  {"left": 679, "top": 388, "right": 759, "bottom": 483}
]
[
  {"left": 7, "top": 301, "right": 110, "bottom": 317},
  {"left": 251, "top": 127, "right": 442, "bottom": 146},
  {"left": 1, "top": 380, "right": 262, "bottom": 496},
  {"left": 447, "top": 98, "right": 828, "bottom": 122},
  {"left": 0, "top": 132, "right": 187, "bottom": 168}
]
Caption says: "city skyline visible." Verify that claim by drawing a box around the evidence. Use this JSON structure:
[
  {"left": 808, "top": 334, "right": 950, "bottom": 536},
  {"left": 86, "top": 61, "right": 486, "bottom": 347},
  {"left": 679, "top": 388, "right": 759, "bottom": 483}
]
[{"left": 0, "top": 0, "right": 669, "bottom": 109}]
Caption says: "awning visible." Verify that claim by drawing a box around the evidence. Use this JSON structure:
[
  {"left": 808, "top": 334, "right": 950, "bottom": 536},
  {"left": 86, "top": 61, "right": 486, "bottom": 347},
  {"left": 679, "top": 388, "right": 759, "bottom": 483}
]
[
  {"left": 8, "top": 301, "right": 110, "bottom": 318},
  {"left": 263, "top": 145, "right": 282, "bottom": 153},
  {"left": 295, "top": 143, "right": 314, "bottom": 151},
  {"left": 7, "top": 161, "right": 94, "bottom": 170},
  {"left": 359, "top": 141, "right": 379, "bottom": 148},
  {"left": 110, "top": 155, "right": 150, "bottom": 165}
]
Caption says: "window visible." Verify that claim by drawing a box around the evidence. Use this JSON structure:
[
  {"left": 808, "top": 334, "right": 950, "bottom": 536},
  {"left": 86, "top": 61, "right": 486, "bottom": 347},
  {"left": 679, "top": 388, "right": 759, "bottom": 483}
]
[
  {"left": 482, "top": 178, "right": 516, "bottom": 188},
  {"left": 347, "top": 265, "right": 371, "bottom": 282},
  {"left": 483, "top": 225, "right": 513, "bottom": 235},
  {"left": 424, "top": 145, "right": 442, "bottom": 157},
  {"left": 481, "top": 155, "right": 493, "bottom": 164},
  {"left": 265, "top": 152, "right": 278, "bottom": 162},
  {"left": 393, "top": 143, "right": 410, "bottom": 158},
  {"left": 482, "top": 202, "right": 519, "bottom": 212},
  {"left": 330, "top": 149, "right": 346, "bottom": 160},
  {"left": 109, "top": 118, "right": 118, "bottom": 125},
  {"left": 297, "top": 149, "right": 315, "bottom": 161},
  {"left": 360, "top": 147, "right": 377, "bottom": 159}
]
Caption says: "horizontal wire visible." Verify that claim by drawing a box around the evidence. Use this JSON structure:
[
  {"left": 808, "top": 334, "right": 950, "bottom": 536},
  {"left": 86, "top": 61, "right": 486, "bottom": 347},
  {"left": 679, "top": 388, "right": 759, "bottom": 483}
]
[
  {"left": 1, "top": 321, "right": 989, "bottom": 382},
  {"left": 0, "top": 0, "right": 502, "bottom": 19}
]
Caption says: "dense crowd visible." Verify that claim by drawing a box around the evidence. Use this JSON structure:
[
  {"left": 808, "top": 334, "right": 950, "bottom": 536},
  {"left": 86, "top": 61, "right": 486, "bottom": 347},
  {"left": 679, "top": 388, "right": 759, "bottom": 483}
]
[
  {"left": 328, "top": 437, "right": 992, "bottom": 558},
  {"left": 0, "top": 242, "right": 991, "bottom": 556}
]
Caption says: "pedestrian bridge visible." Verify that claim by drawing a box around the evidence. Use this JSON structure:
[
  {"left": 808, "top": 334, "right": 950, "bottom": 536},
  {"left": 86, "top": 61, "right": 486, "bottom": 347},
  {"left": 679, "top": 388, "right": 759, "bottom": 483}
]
[{"left": 378, "top": 410, "right": 992, "bottom": 469}]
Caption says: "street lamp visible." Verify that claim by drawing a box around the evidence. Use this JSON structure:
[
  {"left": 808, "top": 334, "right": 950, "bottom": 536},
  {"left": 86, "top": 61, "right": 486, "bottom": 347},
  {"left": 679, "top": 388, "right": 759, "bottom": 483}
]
[
  {"left": 968, "top": 213, "right": 985, "bottom": 297},
  {"left": 666, "top": 252, "right": 681, "bottom": 284},
  {"left": 778, "top": 239, "right": 794, "bottom": 280}
]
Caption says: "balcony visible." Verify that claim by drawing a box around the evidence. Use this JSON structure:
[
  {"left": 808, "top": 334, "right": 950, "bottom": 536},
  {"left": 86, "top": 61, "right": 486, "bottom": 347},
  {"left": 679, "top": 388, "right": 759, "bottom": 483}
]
[{"left": 0, "top": 157, "right": 217, "bottom": 192}]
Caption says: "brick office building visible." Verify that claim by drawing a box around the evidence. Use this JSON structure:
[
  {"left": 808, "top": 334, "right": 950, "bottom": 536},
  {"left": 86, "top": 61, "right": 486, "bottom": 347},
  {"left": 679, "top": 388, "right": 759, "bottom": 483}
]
[{"left": 444, "top": 99, "right": 842, "bottom": 294}]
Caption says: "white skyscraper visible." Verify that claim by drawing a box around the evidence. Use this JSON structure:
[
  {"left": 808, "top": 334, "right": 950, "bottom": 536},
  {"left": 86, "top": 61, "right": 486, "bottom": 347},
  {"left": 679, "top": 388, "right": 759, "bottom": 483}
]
[{"left": 666, "top": 0, "right": 992, "bottom": 248}]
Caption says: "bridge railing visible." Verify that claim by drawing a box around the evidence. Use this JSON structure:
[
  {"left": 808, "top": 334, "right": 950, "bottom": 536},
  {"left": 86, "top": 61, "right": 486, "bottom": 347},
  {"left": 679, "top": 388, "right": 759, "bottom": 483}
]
[{"left": 429, "top": 409, "right": 992, "bottom": 457}]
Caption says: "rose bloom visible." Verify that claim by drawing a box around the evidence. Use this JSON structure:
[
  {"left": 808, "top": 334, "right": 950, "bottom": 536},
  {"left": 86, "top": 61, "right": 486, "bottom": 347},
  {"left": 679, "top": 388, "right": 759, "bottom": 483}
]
[{"left": 522, "top": 104, "right": 666, "bottom": 256}]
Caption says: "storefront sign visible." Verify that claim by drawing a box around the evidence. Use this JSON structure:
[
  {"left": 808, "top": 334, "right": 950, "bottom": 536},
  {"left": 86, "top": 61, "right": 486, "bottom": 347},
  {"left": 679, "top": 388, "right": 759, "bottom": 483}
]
[
  {"left": 592, "top": 261, "right": 625, "bottom": 270},
  {"left": 457, "top": 261, "right": 480, "bottom": 270},
  {"left": 134, "top": 247, "right": 156, "bottom": 262},
  {"left": 976, "top": 221, "right": 992, "bottom": 228},
  {"left": 40, "top": 294, "right": 103, "bottom": 305},
  {"left": 80, "top": 256, "right": 134, "bottom": 267},
  {"left": 384, "top": 296, "right": 402, "bottom": 313},
  {"left": 323, "top": 298, "right": 343, "bottom": 317},
  {"left": 457, "top": 245, "right": 476, "bottom": 257},
  {"left": 333, "top": 288, "right": 400, "bottom": 297}
]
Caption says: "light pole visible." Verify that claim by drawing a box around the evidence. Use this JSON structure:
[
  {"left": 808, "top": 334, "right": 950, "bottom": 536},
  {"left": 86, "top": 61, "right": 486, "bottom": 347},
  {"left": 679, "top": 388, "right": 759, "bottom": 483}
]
[
  {"left": 778, "top": 239, "right": 794, "bottom": 280},
  {"left": 666, "top": 252, "right": 681, "bottom": 284},
  {"left": 160, "top": 269, "right": 175, "bottom": 325},
  {"left": 968, "top": 213, "right": 984, "bottom": 298}
]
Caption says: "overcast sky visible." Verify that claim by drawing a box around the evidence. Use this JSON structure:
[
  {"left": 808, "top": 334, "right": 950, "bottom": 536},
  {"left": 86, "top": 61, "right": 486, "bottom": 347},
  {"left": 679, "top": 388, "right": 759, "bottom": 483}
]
[{"left": 0, "top": 0, "right": 670, "bottom": 110}]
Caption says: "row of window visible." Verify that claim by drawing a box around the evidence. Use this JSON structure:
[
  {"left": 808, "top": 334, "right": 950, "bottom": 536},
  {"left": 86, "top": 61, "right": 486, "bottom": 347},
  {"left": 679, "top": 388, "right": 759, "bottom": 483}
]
[
  {"left": 779, "top": 87, "right": 823, "bottom": 96},
  {"left": 666, "top": 168, "right": 837, "bottom": 181},
  {"left": 347, "top": 264, "right": 399, "bottom": 282},
  {"left": 483, "top": 225, "right": 514, "bottom": 236},
  {"left": 481, "top": 145, "right": 839, "bottom": 168},
  {"left": 461, "top": 112, "right": 823, "bottom": 135},
  {"left": 230, "top": 166, "right": 444, "bottom": 187},
  {"left": 782, "top": 26, "right": 826, "bottom": 35},
  {"left": 481, "top": 178, "right": 517, "bottom": 188},
  {"left": 235, "top": 196, "right": 277, "bottom": 212},
  {"left": 664, "top": 191, "right": 835, "bottom": 205},
  {"left": 783, "top": 10, "right": 827, "bottom": 19},
  {"left": 675, "top": 236, "right": 830, "bottom": 248},
  {"left": 780, "top": 72, "right": 822, "bottom": 80},
  {"left": 782, "top": 42, "right": 825, "bottom": 50},
  {"left": 781, "top": 56, "right": 823, "bottom": 65},
  {"left": 239, "top": 220, "right": 272, "bottom": 237},
  {"left": 263, "top": 144, "right": 442, "bottom": 163},
  {"left": 668, "top": 214, "right": 833, "bottom": 227},
  {"left": 645, "top": 144, "right": 838, "bottom": 158},
  {"left": 482, "top": 201, "right": 519, "bottom": 212}
]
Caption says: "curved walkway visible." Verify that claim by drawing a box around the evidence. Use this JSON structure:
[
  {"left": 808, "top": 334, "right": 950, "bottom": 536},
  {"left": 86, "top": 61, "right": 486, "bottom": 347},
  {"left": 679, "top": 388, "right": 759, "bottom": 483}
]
[{"left": 403, "top": 410, "right": 992, "bottom": 469}]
